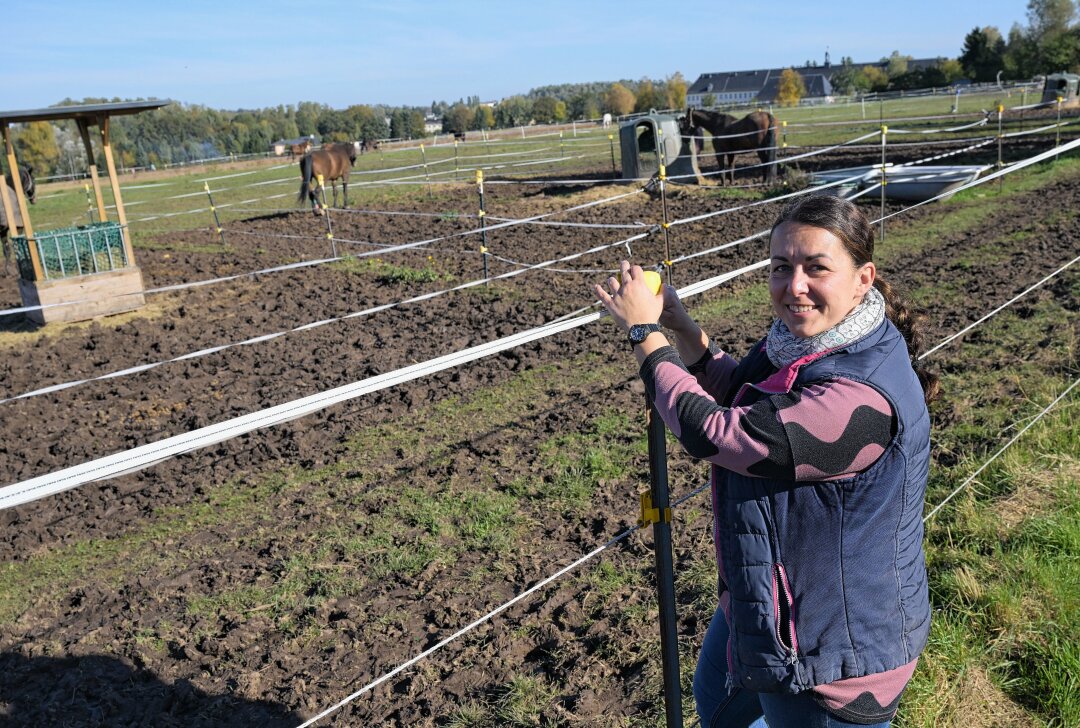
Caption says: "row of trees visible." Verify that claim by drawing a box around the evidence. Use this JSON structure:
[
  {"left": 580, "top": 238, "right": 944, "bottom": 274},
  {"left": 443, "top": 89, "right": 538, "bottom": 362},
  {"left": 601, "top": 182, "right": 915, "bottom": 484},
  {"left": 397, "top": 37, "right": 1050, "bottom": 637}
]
[
  {"left": 15, "top": 74, "right": 690, "bottom": 177},
  {"left": 437, "top": 74, "right": 687, "bottom": 135},
  {"left": 960, "top": 0, "right": 1079, "bottom": 81}
]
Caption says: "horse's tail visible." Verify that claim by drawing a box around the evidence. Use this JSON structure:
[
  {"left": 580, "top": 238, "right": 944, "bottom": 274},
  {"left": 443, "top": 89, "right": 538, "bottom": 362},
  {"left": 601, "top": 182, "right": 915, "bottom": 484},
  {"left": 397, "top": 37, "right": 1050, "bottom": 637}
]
[{"left": 297, "top": 154, "right": 313, "bottom": 204}]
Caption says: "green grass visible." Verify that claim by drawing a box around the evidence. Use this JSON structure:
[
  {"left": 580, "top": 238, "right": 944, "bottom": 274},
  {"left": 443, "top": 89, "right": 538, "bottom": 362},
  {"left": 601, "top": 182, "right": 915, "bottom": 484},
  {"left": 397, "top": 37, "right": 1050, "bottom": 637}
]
[
  {"left": 330, "top": 253, "right": 448, "bottom": 284},
  {"left": 27, "top": 128, "right": 623, "bottom": 241}
]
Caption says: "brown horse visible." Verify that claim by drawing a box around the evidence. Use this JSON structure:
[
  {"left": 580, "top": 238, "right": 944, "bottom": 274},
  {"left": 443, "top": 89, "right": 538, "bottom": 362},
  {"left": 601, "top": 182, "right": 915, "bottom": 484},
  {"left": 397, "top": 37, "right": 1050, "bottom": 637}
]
[
  {"left": 682, "top": 108, "right": 777, "bottom": 185},
  {"left": 297, "top": 142, "right": 357, "bottom": 213}
]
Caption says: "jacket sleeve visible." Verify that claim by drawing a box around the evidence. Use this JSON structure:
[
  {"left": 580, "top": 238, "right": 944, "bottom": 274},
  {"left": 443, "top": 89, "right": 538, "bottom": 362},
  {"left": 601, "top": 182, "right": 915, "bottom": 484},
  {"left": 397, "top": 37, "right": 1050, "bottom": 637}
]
[{"left": 640, "top": 346, "right": 895, "bottom": 480}]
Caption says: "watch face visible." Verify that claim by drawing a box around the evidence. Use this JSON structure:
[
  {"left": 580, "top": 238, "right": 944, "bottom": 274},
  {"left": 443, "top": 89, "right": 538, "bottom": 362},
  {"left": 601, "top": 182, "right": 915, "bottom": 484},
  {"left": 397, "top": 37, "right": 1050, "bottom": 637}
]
[{"left": 629, "top": 324, "right": 653, "bottom": 344}]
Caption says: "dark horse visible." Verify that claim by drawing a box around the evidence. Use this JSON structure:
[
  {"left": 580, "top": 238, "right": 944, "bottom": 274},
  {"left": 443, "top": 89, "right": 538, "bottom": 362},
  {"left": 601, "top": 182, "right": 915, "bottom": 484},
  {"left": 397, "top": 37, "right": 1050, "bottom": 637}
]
[
  {"left": 682, "top": 108, "right": 777, "bottom": 185},
  {"left": 1, "top": 165, "right": 35, "bottom": 273},
  {"left": 297, "top": 142, "right": 357, "bottom": 213},
  {"left": 359, "top": 138, "right": 379, "bottom": 154}
]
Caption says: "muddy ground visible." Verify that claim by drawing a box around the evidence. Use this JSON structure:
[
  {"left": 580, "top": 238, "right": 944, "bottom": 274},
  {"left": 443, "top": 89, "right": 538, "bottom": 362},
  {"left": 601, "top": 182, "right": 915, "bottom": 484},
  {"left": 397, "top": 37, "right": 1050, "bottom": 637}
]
[{"left": 0, "top": 138, "right": 1077, "bottom": 726}]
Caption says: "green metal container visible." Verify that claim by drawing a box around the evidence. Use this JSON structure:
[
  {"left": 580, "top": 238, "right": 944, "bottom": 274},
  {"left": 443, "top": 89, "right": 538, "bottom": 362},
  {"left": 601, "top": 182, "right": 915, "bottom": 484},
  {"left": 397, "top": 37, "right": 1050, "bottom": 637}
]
[{"left": 13, "top": 222, "right": 130, "bottom": 282}]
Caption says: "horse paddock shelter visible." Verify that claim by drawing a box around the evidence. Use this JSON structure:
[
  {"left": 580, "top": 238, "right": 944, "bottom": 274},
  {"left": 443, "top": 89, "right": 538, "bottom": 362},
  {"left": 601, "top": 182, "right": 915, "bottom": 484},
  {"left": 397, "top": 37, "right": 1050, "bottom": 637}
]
[
  {"left": 618, "top": 113, "right": 703, "bottom": 181},
  {"left": 0, "top": 100, "right": 169, "bottom": 324}
]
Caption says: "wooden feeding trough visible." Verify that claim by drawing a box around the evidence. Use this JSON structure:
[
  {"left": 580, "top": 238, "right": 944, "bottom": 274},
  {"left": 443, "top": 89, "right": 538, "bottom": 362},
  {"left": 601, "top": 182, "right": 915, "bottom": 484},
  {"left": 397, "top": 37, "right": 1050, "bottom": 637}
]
[{"left": 0, "top": 100, "right": 170, "bottom": 324}]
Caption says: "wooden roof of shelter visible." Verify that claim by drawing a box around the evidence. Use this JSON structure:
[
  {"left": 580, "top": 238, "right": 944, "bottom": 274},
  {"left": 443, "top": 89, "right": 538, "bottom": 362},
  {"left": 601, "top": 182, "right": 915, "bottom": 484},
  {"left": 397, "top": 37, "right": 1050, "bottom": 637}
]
[
  {"left": 0, "top": 99, "right": 172, "bottom": 125},
  {"left": 0, "top": 99, "right": 172, "bottom": 282}
]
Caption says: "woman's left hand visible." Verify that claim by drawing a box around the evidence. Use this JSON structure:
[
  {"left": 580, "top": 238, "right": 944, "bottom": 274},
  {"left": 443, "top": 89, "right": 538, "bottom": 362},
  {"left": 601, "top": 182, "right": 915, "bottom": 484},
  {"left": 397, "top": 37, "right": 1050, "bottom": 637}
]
[{"left": 593, "top": 261, "right": 665, "bottom": 335}]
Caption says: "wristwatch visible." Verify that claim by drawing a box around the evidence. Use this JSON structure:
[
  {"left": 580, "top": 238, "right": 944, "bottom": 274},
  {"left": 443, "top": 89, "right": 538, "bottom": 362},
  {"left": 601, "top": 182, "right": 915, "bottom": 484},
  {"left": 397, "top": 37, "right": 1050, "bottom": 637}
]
[{"left": 627, "top": 323, "right": 662, "bottom": 348}]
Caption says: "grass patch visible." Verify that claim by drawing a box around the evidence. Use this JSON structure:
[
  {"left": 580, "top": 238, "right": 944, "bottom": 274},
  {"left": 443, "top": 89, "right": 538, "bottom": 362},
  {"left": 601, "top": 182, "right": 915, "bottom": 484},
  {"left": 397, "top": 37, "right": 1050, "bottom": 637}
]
[{"left": 330, "top": 254, "right": 447, "bottom": 284}]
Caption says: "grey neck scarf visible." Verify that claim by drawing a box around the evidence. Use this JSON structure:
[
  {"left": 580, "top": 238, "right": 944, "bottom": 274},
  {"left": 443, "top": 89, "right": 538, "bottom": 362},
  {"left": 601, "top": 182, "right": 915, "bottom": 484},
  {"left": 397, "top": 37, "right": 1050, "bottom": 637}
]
[{"left": 766, "top": 285, "right": 886, "bottom": 368}]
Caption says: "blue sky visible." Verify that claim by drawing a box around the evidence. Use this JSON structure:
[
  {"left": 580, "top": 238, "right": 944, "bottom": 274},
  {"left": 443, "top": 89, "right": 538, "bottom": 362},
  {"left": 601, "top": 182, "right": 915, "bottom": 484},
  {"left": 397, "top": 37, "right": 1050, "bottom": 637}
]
[{"left": 2, "top": 1, "right": 1028, "bottom": 112}]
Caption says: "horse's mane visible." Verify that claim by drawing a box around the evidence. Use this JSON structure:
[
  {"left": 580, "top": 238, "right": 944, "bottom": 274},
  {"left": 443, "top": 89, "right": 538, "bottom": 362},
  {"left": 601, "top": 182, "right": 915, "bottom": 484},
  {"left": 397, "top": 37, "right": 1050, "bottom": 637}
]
[{"left": 686, "top": 108, "right": 737, "bottom": 134}]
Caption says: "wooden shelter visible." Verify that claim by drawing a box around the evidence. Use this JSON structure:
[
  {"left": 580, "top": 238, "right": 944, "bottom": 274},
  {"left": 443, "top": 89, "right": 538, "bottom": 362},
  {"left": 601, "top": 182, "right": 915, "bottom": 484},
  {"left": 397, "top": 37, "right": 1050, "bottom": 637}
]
[{"left": 0, "top": 99, "right": 170, "bottom": 324}]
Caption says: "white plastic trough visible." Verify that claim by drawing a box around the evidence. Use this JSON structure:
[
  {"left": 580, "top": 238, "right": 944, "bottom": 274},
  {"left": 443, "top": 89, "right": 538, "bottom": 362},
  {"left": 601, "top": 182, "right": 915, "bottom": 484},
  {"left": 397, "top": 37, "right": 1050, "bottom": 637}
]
[{"left": 810, "top": 164, "right": 991, "bottom": 202}]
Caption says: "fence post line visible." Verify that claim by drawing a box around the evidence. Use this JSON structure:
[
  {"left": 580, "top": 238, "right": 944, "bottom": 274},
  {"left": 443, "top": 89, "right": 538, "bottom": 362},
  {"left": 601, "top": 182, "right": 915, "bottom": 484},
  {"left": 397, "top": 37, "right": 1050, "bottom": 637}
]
[
  {"left": 1055, "top": 97, "right": 1063, "bottom": 151},
  {"left": 609, "top": 133, "right": 618, "bottom": 179},
  {"left": 997, "top": 104, "right": 1005, "bottom": 194},
  {"left": 880, "top": 125, "right": 888, "bottom": 242},
  {"left": 642, "top": 396, "right": 683, "bottom": 728},
  {"left": 203, "top": 182, "right": 227, "bottom": 247},
  {"left": 317, "top": 174, "right": 337, "bottom": 258},
  {"left": 476, "top": 169, "right": 489, "bottom": 284},
  {"left": 420, "top": 143, "right": 433, "bottom": 201},
  {"left": 658, "top": 163, "right": 673, "bottom": 287},
  {"left": 454, "top": 140, "right": 459, "bottom": 181}
]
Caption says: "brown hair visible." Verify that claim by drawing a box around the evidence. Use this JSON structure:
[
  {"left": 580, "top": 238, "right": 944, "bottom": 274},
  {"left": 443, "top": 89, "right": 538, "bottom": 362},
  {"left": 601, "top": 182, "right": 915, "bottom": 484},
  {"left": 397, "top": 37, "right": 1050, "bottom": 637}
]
[{"left": 770, "top": 195, "right": 940, "bottom": 404}]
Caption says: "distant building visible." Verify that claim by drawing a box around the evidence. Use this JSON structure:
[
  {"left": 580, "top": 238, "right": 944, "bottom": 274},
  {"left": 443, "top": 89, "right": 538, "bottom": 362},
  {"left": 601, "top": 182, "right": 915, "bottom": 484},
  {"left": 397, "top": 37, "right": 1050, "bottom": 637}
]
[
  {"left": 687, "top": 55, "right": 943, "bottom": 106},
  {"left": 423, "top": 114, "right": 442, "bottom": 133}
]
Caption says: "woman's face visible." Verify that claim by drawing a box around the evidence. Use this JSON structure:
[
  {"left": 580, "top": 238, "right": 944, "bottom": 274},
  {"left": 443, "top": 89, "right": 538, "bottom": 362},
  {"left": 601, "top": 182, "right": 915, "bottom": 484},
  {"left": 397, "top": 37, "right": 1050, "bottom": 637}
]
[{"left": 769, "top": 222, "right": 876, "bottom": 339}]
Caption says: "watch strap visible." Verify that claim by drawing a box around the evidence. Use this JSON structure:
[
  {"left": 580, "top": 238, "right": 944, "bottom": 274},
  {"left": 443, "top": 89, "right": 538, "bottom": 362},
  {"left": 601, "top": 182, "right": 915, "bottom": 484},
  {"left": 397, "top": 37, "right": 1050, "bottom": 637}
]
[{"left": 628, "top": 323, "right": 662, "bottom": 348}]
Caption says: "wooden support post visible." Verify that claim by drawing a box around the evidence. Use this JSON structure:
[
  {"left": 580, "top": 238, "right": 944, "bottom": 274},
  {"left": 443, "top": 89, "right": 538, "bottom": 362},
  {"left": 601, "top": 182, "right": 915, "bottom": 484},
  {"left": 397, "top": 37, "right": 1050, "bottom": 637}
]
[
  {"left": 2, "top": 123, "right": 43, "bottom": 280},
  {"left": 77, "top": 119, "right": 107, "bottom": 222},
  {"left": 99, "top": 116, "right": 136, "bottom": 266}
]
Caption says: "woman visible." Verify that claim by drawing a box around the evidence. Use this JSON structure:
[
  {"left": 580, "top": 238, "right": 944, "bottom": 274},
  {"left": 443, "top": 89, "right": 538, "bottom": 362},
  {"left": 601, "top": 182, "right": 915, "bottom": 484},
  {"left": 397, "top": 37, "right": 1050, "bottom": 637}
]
[{"left": 594, "top": 195, "right": 938, "bottom": 727}]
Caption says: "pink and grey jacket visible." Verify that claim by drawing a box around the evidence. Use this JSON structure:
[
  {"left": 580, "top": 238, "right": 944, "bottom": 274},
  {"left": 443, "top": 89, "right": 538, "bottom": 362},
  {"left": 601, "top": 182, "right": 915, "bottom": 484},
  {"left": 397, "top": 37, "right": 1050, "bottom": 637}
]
[{"left": 639, "top": 319, "right": 931, "bottom": 723}]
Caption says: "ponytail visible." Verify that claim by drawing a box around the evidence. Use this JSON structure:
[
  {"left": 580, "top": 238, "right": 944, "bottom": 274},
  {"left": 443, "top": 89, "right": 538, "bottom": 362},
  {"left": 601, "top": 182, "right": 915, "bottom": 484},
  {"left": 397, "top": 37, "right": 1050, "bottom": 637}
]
[{"left": 874, "top": 276, "right": 940, "bottom": 404}]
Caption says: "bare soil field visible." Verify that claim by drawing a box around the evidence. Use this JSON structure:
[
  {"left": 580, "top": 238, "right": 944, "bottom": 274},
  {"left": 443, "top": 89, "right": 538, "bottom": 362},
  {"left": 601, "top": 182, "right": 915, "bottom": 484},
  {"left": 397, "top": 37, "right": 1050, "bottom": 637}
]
[{"left": 0, "top": 143, "right": 1077, "bottom": 726}]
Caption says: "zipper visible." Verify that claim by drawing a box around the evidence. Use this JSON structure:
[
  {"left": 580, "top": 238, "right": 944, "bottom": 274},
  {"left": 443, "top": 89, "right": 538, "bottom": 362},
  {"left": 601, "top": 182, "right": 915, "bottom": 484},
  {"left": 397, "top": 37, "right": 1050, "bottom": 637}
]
[{"left": 773, "top": 563, "right": 799, "bottom": 663}]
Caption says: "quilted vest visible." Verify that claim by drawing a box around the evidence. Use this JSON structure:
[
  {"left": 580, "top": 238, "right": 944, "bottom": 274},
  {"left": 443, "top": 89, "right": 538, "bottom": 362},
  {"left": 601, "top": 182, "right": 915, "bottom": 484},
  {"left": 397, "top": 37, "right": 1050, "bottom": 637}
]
[{"left": 712, "top": 318, "right": 931, "bottom": 693}]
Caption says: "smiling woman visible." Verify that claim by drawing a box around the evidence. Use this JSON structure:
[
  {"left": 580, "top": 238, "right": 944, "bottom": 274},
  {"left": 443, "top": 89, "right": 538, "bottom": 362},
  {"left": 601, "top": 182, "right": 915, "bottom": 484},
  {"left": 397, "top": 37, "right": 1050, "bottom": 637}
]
[{"left": 594, "top": 194, "right": 940, "bottom": 727}]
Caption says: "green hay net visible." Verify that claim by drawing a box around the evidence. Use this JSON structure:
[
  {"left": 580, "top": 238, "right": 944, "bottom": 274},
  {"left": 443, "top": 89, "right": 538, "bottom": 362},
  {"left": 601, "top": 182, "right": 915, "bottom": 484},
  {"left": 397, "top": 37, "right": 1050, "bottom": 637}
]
[{"left": 13, "top": 222, "right": 130, "bottom": 282}]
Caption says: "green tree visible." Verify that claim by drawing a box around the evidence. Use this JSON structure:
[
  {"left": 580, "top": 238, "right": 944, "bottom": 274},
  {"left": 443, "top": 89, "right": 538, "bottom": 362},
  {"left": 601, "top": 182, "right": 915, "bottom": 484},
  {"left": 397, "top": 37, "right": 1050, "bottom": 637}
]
[
  {"left": 1004, "top": 22, "right": 1040, "bottom": 78},
  {"left": 701, "top": 92, "right": 716, "bottom": 108},
  {"left": 531, "top": 96, "right": 561, "bottom": 124},
  {"left": 830, "top": 58, "right": 863, "bottom": 94},
  {"left": 390, "top": 109, "right": 408, "bottom": 139},
  {"left": 443, "top": 103, "right": 473, "bottom": 134},
  {"left": 960, "top": 26, "right": 1007, "bottom": 81},
  {"left": 884, "top": 50, "right": 912, "bottom": 77},
  {"left": 408, "top": 110, "right": 427, "bottom": 138},
  {"left": 494, "top": 96, "right": 532, "bottom": 128},
  {"left": 14, "top": 121, "right": 60, "bottom": 176},
  {"left": 634, "top": 79, "right": 665, "bottom": 112},
  {"left": 777, "top": 68, "right": 806, "bottom": 107},
  {"left": 665, "top": 72, "right": 688, "bottom": 109},
  {"left": 1026, "top": 0, "right": 1077, "bottom": 39},
  {"left": 566, "top": 91, "right": 601, "bottom": 120},
  {"left": 604, "top": 83, "right": 636, "bottom": 115},
  {"left": 937, "top": 58, "right": 966, "bottom": 83},
  {"left": 472, "top": 105, "right": 495, "bottom": 130},
  {"left": 860, "top": 65, "right": 891, "bottom": 91}
]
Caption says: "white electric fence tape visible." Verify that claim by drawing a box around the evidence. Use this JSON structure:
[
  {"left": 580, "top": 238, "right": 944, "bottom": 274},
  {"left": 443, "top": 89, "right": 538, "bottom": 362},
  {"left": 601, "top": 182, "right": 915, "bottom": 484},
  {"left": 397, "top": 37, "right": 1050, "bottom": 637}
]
[
  {"left": 4, "top": 133, "right": 1076, "bottom": 510},
  {"left": 0, "top": 231, "right": 654, "bottom": 405},
  {"left": 0, "top": 261, "right": 754, "bottom": 510},
  {"left": 922, "top": 376, "right": 1080, "bottom": 524}
]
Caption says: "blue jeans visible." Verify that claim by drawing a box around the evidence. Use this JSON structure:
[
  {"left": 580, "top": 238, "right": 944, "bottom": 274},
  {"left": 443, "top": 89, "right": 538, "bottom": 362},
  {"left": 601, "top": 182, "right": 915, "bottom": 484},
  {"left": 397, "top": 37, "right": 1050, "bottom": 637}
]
[{"left": 693, "top": 607, "right": 891, "bottom": 728}]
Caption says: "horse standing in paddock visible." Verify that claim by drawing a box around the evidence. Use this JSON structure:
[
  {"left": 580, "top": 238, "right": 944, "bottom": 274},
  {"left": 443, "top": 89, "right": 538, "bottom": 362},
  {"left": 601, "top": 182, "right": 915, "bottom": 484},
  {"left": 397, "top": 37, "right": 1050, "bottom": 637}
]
[
  {"left": 682, "top": 108, "right": 777, "bottom": 185},
  {"left": 359, "top": 138, "right": 379, "bottom": 154},
  {"left": 1, "top": 166, "right": 35, "bottom": 273},
  {"left": 297, "top": 142, "right": 357, "bottom": 213}
]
